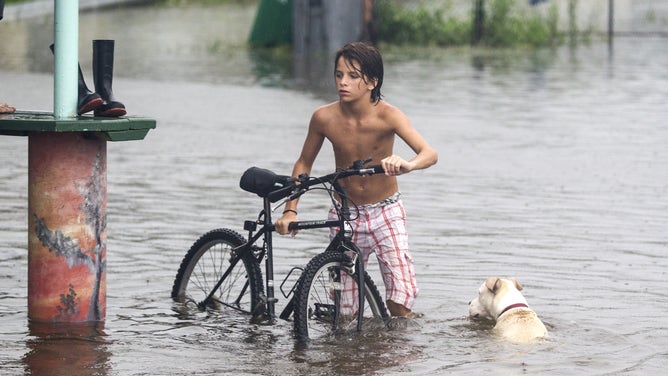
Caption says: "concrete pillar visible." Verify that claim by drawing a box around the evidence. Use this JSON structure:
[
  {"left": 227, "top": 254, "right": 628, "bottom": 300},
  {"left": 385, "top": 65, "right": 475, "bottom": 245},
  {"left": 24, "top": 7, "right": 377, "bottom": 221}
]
[
  {"left": 28, "top": 132, "right": 107, "bottom": 323},
  {"left": 293, "top": 0, "right": 364, "bottom": 56},
  {"left": 292, "top": 0, "right": 365, "bottom": 92}
]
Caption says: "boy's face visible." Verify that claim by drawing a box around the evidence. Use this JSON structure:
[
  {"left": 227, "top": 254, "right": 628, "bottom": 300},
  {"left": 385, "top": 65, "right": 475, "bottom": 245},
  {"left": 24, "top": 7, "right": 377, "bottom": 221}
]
[{"left": 335, "top": 56, "right": 376, "bottom": 103}]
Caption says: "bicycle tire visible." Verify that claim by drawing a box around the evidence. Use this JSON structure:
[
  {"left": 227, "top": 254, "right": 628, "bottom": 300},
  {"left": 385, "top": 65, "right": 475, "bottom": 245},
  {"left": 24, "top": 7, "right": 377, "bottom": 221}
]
[
  {"left": 171, "top": 228, "right": 264, "bottom": 317},
  {"left": 293, "top": 251, "right": 389, "bottom": 341}
]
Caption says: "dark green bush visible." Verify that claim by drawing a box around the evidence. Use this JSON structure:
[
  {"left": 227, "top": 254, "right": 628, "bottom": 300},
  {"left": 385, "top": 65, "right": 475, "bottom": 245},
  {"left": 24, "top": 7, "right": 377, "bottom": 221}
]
[{"left": 375, "top": 0, "right": 563, "bottom": 48}]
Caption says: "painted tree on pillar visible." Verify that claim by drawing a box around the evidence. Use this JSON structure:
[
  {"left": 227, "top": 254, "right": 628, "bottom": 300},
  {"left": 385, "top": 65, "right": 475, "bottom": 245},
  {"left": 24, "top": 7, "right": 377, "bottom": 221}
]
[{"left": 33, "top": 152, "right": 107, "bottom": 322}]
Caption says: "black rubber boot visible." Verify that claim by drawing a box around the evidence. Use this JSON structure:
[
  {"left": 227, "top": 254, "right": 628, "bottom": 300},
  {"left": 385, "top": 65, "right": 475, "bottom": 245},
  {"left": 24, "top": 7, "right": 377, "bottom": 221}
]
[
  {"left": 49, "top": 44, "right": 103, "bottom": 115},
  {"left": 92, "top": 40, "right": 126, "bottom": 117}
]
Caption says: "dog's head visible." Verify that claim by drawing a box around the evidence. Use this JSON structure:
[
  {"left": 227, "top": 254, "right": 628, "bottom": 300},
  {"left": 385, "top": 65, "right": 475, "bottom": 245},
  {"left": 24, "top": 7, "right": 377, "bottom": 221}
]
[{"left": 468, "top": 277, "right": 526, "bottom": 321}]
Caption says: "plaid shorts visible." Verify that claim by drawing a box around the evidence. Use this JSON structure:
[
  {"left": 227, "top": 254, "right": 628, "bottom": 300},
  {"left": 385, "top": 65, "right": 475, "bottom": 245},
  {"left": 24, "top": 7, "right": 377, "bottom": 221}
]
[{"left": 328, "top": 193, "right": 418, "bottom": 314}]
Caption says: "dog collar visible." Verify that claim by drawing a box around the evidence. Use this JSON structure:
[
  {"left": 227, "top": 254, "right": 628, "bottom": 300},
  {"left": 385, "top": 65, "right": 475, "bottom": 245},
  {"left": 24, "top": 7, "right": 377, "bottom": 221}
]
[{"left": 498, "top": 303, "right": 529, "bottom": 318}]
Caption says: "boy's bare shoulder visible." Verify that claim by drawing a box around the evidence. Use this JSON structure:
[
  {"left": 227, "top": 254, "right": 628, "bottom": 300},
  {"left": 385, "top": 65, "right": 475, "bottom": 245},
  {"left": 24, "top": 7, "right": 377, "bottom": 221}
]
[
  {"left": 380, "top": 100, "right": 404, "bottom": 113},
  {"left": 311, "top": 100, "right": 405, "bottom": 124},
  {"left": 314, "top": 101, "right": 339, "bottom": 114},
  {"left": 375, "top": 101, "right": 408, "bottom": 123},
  {"left": 311, "top": 102, "right": 340, "bottom": 122}
]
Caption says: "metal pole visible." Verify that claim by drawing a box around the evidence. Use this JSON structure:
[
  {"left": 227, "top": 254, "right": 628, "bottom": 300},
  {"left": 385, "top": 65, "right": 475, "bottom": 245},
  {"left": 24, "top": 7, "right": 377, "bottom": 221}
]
[
  {"left": 472, "top": 0, "right": 484, "bottom": 45},
  {"left": 53, "top": 0, "right": 78, "bottom": 119},
  {"left": 608, "top": 0, "right": 614, "bottom": 42}
]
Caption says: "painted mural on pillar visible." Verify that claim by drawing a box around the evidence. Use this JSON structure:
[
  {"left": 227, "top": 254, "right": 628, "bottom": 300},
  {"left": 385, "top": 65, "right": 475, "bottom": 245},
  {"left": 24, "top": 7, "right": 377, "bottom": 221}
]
[{"left": 31, "top": 151, "right": 107, "bottom": 322}]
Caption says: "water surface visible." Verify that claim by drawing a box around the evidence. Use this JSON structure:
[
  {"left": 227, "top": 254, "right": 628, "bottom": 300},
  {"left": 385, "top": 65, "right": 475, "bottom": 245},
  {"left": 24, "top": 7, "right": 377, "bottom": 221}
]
[{"left": 1, "top": 3, "right": 667, "bottom": 375}]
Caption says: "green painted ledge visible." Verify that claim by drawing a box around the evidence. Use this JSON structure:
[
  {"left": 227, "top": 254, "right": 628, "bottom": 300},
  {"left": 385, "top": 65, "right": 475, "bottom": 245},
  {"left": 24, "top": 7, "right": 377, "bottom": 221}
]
[{"left": 0, "top": 111, "right": 156, "bottom": 141}]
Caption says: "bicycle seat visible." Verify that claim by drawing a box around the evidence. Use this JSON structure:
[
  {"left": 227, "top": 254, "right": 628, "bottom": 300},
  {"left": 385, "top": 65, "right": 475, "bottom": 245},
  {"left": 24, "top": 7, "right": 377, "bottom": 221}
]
[{"left": 240, "top": 167, "right": 294, "bottom": 199}]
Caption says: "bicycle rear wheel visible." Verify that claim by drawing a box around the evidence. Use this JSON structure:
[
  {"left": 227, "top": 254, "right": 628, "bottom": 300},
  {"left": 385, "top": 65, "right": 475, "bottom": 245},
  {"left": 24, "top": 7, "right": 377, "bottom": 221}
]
[
  {"left": 171, "top": 228, "right": 264, "bottom": 317},
  {"left": 293, "top": 251, "right": 389, "bottom": 341}
]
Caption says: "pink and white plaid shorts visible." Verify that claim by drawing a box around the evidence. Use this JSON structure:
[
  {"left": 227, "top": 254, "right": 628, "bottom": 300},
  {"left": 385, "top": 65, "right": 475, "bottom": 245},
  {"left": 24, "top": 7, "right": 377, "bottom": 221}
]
[{"left": 328, "top": 193, "right": 418, "bottom": 314}]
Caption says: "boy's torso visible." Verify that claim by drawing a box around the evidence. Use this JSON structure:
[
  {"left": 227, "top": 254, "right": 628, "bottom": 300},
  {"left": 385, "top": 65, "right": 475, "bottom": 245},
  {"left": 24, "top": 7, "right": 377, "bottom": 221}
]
[{"left": 318, "top": 101, "right": 399, "bottom": 205}]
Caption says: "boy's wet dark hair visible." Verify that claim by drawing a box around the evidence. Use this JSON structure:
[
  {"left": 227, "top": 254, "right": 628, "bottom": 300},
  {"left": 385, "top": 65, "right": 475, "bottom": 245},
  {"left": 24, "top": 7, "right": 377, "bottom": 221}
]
[{"left": 335, "top": 42, "right": 384, "bottom": 103}]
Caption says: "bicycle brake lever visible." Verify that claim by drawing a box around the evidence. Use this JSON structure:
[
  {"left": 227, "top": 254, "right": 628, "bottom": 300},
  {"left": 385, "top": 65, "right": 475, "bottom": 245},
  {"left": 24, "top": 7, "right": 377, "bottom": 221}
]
[
  {"left": 287, "top": 173, "right": 312, "bottom": 200},
  {"left": 272, "top": 185, "right": 305, "bottom": 213}
]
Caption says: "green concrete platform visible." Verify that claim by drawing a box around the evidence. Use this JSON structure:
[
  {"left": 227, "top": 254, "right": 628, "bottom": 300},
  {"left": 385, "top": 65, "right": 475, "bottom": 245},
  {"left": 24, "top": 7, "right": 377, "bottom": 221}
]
[{"left": 0, "top": 111, "right": 156, "bottom": 141}]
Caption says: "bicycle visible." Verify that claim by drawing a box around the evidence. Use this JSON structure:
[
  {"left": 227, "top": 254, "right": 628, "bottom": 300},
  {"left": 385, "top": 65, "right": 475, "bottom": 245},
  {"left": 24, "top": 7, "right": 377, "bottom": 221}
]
[{"left": 171, "top": 158, "right": 391, "bottom": 341}]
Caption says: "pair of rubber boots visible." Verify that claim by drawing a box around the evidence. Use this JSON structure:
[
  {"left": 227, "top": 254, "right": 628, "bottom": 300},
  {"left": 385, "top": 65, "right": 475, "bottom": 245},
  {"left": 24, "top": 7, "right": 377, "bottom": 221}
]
[{"left": 50, "top": 40, "right": 126, "bottom": 117}]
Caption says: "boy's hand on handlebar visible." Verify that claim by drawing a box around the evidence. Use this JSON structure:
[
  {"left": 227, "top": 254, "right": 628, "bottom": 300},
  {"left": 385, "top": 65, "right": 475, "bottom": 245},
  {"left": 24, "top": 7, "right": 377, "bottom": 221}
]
[
  {"left": 381, "top": 155, "right": 412, "bottom": 176},
  {"left": 276, "top": 211, "right": 299, "bottom": 237}
]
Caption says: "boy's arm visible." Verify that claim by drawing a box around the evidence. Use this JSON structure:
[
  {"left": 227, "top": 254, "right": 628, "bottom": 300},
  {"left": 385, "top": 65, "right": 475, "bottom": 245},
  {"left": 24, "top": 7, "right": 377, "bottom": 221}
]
[
  {"left": 275, "top": 111, "right": 326, "bottom": 235},
  {"left": 382, "top": 106, "right": 438, "bottom": 176}
]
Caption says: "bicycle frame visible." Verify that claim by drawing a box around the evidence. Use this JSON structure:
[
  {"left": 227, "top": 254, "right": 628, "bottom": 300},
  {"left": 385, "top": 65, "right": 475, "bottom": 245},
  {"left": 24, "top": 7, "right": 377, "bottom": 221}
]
[
  {"left": 252, "top": 191, "right": 364, "bottom": 324},
  {"left": 201, "top": 160, "right": 382, "bottom": 329}
]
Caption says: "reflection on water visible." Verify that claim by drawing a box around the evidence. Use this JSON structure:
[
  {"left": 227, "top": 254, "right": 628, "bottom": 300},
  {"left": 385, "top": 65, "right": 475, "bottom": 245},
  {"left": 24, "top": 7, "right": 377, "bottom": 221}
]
[
  {"left": 23, "top": 322, "right": 109, "bottom": 376},
  {"left": 1, "top": 2, "right": 668, "bottom": 375}
]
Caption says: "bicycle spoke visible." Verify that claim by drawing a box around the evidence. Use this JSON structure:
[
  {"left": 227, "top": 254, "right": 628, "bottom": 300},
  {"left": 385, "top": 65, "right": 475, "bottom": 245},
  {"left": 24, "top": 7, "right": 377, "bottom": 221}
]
[
  {"left": 294, "top": 252, "right": 389, "bottom": 341},
  {"left": 172, "top": 229, "right": 263, "bottom": 316}
]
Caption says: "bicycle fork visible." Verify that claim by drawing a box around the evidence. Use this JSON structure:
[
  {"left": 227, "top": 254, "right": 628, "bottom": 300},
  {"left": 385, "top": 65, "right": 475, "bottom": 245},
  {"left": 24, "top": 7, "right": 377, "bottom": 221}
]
[
  {"left": 337, "top": 200, "right": 366, "bottom": 331},
  {"left": 339, "top": 241, "right": 365, "bottom": 332}
]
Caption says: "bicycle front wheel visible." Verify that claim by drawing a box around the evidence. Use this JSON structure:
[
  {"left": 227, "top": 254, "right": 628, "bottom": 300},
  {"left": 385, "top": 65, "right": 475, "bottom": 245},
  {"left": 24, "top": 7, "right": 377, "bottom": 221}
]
[
  {"left": 293, "top": 251, "right": 389, "bottom": 341},
  {"left": 171, "top": 228, "right": 264, "bottom": 316}
]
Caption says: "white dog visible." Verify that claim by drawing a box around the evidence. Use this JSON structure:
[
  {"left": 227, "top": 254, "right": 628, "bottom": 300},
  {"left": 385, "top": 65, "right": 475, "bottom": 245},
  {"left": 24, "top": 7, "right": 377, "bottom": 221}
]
[{"left": 469, "top": 277, "right": 548, "bottom": 343}]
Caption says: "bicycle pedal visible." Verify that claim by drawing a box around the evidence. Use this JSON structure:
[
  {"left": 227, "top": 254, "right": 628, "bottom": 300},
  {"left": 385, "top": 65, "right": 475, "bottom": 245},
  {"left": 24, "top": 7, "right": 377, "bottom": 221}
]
[
  {"left": 250, "top": 313, "right": 275, "bottom": 326},
  {"left": 259, "top": 294, "right": 278, "bottom": 304}
]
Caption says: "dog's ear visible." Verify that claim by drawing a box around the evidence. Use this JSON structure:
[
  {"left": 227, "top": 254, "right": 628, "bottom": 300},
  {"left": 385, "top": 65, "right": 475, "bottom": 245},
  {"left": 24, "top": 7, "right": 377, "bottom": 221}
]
[
  {"left": 485, "top": 277, "right": 501, "bottom": 293},
  {"left": 511, "top": 278, "right": 523, "bottom": 291}
]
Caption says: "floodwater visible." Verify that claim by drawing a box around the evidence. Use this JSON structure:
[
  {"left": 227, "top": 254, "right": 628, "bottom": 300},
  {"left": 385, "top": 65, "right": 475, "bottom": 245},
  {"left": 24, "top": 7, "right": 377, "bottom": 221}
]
[{"left": 1, "top": 3, "right": 668, "bottom": 375}]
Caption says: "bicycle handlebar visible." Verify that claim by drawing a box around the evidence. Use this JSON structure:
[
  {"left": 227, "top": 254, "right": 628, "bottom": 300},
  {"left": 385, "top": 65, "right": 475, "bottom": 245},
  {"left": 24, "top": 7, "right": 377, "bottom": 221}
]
[
  {"left": 267, "top": 160, "right": 384, "bottom": 231},
  {"left": 283, "top": 219, "right": 338, "bottom": 232},
  {"left": 265, "top": 160, "right": 385, "bottom": 203}
]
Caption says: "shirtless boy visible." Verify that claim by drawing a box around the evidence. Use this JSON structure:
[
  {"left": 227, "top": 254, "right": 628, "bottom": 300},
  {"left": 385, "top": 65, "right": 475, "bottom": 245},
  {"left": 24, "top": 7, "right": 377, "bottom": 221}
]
[{"left": 275, "top": 42, "right": 437, "bottom": 317}]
